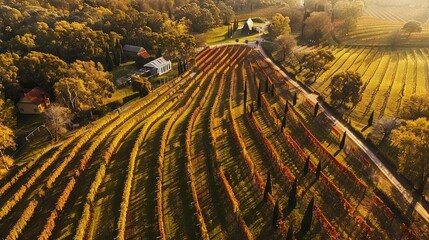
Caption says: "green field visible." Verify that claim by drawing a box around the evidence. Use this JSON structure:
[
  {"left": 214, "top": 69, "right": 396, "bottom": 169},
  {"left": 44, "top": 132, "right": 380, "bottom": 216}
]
[{"left": 0, "top": 45, "right": 427, "bottom": 239}]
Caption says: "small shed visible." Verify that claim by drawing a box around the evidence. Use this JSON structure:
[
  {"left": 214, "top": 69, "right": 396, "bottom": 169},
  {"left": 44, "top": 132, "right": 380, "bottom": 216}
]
[
  {"left": 144, "top": 57, "right": 172, "bottom": 76},
  {"left": 17, "top": 87, "right": 50, "bottom": 114}
]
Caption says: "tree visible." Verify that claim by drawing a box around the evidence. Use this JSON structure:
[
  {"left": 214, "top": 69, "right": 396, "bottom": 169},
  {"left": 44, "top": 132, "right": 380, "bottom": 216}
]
[
  {"left": 131, "top": 75, "right": 152, "bottom": 96},
  {"left": 104, "top": 47, "right": 114, "bottom": 71},
  {"left": 329, "top": 71, "right": 362, "bottom": 107},
  {"left": 273, "top": 199, "right": 280, "bottom": 229},
  {"left": 0, "top": 52, "right": 20, "bottom": 101},
  {"left": 300, "top": 197, "right": 314, "bottom": 234},
  {"left": 315, "top": 160, "right": 322, "bottom": 180},
  {"left": 175, "top": 3, "right": 215, "bottom": 33},
  {"left": 286, "top": 224, "right": 294, "bottom": 240},
  {"left": 268, "top": 14, "right": 291, "bottom": 40},
  {"left": 18, "top": 51, "right": 68, "bottom": 93},
  {"left": 368, "top": 111, "right": 374, "bottom": 126},
  {"left": 339, "top": 131, "right": 346, "bottom": 150},
  {"left": 0, "top": 123, "right": 15, "bottom": 171},
  {"left": 287, "top": 178, "right": 297, "bottom": 209},
  {"left": 67, "top": 60, "right": 114, "bottom": 119},
  {"left": 293, "top": 92, "right": 297, "bottom": 106},
  {"left": 263, "top": 172, "right": 272, "bottom": 202},
  {"left": 301, "top": 50, "right": 335, "bottom": 83},
  {"left": 0, "top": 84, "right": 16, "bottom": 129},
  {"left": 271, "top": 83, "right": 275, "bottom": 97},
  {"left": 400, "top": 94, "right": 429, "bottom": 120},
  {"left": 257, "top": 83, "right": 262, "bottom": 109},
  {"left": 43, "top": 104, "right": 73, "bottom": 142},
  {"left": 284, "top": 100, "right": 289, "bottom": 114},
  {"left": 54, "top": 77, "right": 89, "bottom": 112},
  {"left": 281, "top": 114, "right": 287, "bottom": 129},
  {"left": 402, "top": 21, "right": 422, "bottom": 37},
  {"left": 303, "top": 12, "right": 333, "bottom": 44},
  {"left": 275, "top": 35, "right": 297, "bottom": 62},
  {"left": 390, "top": 118, "right": 429, "bottom": 194},
  {"left": 304, "top": 156, "right": 310, "bottom": 175},
  {"left": 244, "top": 81, "right": 247, "bottom": 112},
  {"left": 313, "top": 102, "right": 319, "bottom": 117}
]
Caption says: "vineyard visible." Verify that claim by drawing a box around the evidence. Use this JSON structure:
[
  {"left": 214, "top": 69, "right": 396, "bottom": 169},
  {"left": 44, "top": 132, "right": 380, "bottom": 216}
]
[
  {"left": 364, "top": 5, "right": 429, "bottom": 23},
  {"left": 0, "top": 45, "right": 427, "bottom": 239},
  {"left": 311, "top": 47, "right": 429, "bottom": 128},
  {"left": 339, "top": 6, "right": 429, "bottom": 46}
]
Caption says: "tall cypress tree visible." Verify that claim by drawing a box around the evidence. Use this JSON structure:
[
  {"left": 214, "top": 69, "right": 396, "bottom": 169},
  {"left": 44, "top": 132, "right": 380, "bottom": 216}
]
[
  {"left": 157, "top": 47, "right": 162, "bottom": 58},
  {"left": 104, "top": 47, "right": 114, "bottom": 71},
  {"left": 273, "top": 199, "right": 280, "bottom": 229},
  {"left": 286, "top": 224, "right": 294, "bottom": 240},
  {"left": 304, "top": 156, "right": 310, "bottom": 175},
  {"left": 293, "top": 92, "right": 297, "bottom": 106},
  {"left": 244, "top": 81, "right": 247, "bottom": 112},
  {"left": 284, "top": 100, "right": 289, "bottom": 115},
  {"left": 300, "top": 197, "right": 314, "bottom": 234},
  {"left": 313, "top": 102, "right": 319, "bottom": 117},
  {"left": 339, "top": 131, "right": 346, "bottom": 150},
  {"left": 271, "top": 83, "right": 275, "bottom": 96},
  {"left": 287, "top": 178, "right": 297, "bottom": 209},
  {"left": 368, "top": 111, "right": 374, "bottom": 126},
  {"left": 178, "top": 60, "right": 182, "bottom": 75},
  {"left": 263, "top": 172, "right": 272, "bottom": 202},
  {"left": 281, "top": 114, "right": 287, "bottom": 129},
  {"left": 315, "top": 160, "right": 322, "bottom": 180},
  {"left": 257, "top": 83, "right": 262, "bottom": 109}
]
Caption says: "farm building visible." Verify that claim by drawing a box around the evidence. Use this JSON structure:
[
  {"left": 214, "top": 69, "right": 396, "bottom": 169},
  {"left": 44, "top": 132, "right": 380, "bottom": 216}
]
[
  {"left": 143, "top": 57, "right": 172, "bottom": 76},
  {"left": 123, "top": 44, "right": 151, "bottom": 60},
  {"left": 17, "top": 87, "right": 50, "bottom": 114},
  {"left": 242, "top": 18, "right": 254, "bottom": 34}
]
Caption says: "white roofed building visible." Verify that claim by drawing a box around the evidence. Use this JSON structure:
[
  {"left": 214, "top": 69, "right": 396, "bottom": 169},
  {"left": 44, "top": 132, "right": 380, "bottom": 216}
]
[{"left": 143, "top": 57, "right": 172, "bottom": 76}]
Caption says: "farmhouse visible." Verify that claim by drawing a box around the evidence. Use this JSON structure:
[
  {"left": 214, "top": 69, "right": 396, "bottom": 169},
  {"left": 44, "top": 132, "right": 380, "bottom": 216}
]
[
  {"left": 17, "top": 87, "right": 50, "bottom": 114},
  {"left": 242, "top": 18, "right": 254, "bottom": 34},
  {"left": 123, "top": 44, "right": 151, "bottom": 60},
  {"left": 143, "top": 57, "right": 172, "bottom": 76}
]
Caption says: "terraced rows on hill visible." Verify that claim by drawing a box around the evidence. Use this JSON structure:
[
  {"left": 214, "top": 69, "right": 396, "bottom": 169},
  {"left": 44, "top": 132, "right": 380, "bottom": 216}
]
[
  {"left": 311, "top": 47, "right": 429, "bottom": 128},
  {"left": 0, "top": 45, "right": 427, "bottom": 240}
]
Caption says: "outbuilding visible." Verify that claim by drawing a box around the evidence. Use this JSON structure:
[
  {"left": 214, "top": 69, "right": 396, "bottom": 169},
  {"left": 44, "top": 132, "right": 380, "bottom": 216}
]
[
  {"left": 143, "top": 57, "right": 172, "bottom": 76},
  {"left": 123, "top": 45, "right": 151, "bottom": 60}
]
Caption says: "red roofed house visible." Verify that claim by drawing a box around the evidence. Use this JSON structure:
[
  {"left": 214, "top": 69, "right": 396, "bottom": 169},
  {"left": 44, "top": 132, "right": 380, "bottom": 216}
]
[{"left": 17, "top": 87, "right": 50, "bottom": 114}]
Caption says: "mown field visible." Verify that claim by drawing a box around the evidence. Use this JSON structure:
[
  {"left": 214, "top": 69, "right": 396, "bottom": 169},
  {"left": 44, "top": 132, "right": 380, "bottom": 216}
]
[
  {"left": 310, "top": 47, "right": 429, "bottom": 129},
  {"left": 0, "top": 45, "right": 427, "bottom": 239}
]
